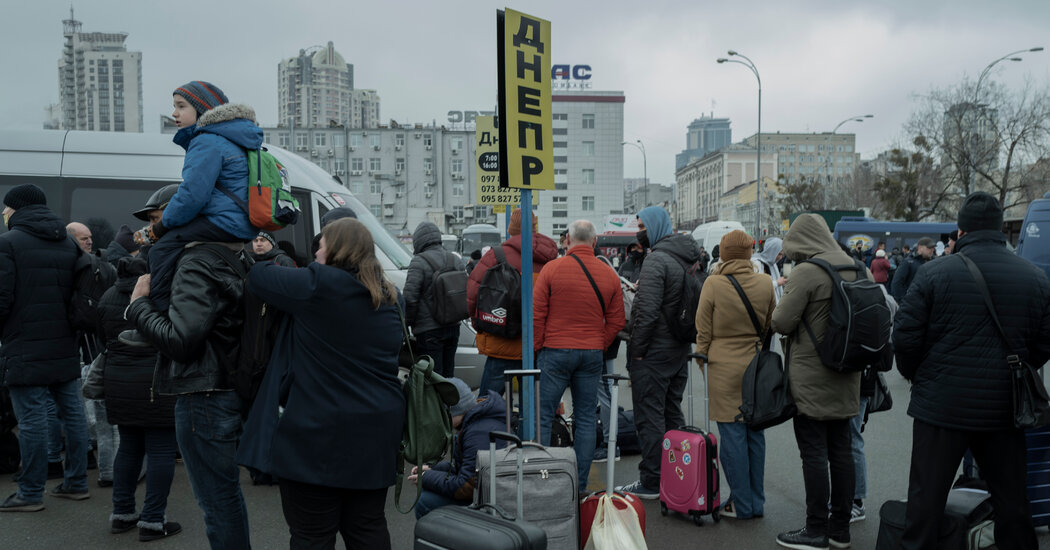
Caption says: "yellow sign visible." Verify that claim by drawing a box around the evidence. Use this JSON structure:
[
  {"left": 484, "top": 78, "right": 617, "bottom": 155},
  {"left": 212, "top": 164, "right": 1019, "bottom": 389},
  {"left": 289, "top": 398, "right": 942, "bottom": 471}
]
[
  {"left": 499, "top": 8, "right": 553, "bottom": 190},
  {"left": 476, "top": 116, "right": 539, "bottom": 206},
  {"left": 493, "top": 205, "right": 506, "bottom": 214}
]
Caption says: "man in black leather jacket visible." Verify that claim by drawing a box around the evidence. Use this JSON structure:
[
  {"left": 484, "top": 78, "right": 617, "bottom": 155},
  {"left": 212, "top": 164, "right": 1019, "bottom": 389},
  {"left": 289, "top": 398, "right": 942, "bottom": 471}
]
[
  {"left": 894, "top": 192, "right": 1050, "bottom": 550},
  {"left": 126, "top": 240, "right": 250, "bottom": 549}
]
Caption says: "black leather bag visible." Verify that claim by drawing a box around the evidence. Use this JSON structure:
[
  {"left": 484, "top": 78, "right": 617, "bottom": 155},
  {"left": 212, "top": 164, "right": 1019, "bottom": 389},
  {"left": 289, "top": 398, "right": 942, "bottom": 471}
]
[
  {"left": 868, "top": 371, "right": 893, "bottom": 414},
  {"left": 959, "top": 254, "right": 1050, "bottom": 429}
]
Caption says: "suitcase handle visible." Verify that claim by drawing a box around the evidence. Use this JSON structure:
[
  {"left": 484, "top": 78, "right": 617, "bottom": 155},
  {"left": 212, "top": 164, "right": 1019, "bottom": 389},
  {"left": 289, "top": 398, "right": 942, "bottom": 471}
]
[
  {"left": 489, "top": 431, "right": 523, "bottom": 447},
  {"left": 488, "top": 431, "right": 526, "bottom": 521},
  {"left": 603, "top": 373, "right": 629, "bottom": 385},
  {"left": 688, "top": 352, "right": 708, "bottom": 362}
]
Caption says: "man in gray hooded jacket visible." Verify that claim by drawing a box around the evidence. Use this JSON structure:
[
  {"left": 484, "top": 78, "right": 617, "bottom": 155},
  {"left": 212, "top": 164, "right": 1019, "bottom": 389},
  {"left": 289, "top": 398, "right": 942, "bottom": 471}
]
[{"left": 616, "top": 206, "right": 702, "bottom": 499}]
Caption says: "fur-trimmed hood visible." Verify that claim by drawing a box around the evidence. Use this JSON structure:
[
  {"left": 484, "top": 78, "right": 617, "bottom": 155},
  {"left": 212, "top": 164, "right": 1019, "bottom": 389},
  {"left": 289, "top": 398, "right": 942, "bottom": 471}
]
[{"left": 196, "top": 103, "right": 256, "bottom": 127}]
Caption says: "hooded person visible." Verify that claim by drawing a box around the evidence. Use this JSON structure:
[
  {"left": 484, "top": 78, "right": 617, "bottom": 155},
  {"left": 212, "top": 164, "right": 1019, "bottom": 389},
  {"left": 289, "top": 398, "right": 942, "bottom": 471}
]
[
  {"left": 770, "top": 213, "right": 867, "bottom": 549},
  {"left": 615, "top": 206, "right": 703, "bottom": 499},
  {"left": 694, "top": 230, "right": 776, "bottom": 519},
  {"left": 120, "top": 80, "right": 262, "bottom": 349},
  {"left": 754, "top": 237, "right": 785, "bottom": 303},
  {"left": 403, "top": 221, "right": 465, "bottom": 379},
  {"left": 617, "top": 241, "right": 646, "bottom": 283},
  {"left": 467, "top": 208, "right": 559, "bottom": 396}
]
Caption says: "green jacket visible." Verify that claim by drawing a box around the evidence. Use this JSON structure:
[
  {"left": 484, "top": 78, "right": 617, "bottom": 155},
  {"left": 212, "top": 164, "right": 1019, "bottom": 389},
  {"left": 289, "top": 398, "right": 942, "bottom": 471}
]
[{"left": 771, "top": 214, "right": 861, "bottom": 420}]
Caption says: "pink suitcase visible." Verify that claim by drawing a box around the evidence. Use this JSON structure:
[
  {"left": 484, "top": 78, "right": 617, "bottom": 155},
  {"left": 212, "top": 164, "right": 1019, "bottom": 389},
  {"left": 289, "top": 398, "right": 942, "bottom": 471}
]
[{"left": 659, "top": 352, "right": 722, "bottom": 525}]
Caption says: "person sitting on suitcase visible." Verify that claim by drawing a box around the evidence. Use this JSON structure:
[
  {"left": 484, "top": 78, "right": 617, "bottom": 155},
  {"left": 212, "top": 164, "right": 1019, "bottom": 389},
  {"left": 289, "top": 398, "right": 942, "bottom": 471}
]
[{"left": 410, "top": 378, "right": 507, "bottom": 519}]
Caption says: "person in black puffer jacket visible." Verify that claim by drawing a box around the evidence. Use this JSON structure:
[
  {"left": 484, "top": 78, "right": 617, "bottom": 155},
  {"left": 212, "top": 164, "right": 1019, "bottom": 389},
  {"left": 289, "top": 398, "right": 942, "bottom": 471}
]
[
  {"left": 894, "top": 192, "right": 1050, "bottom": 550},
  {"left": 98, "top": 254, "right": 180, "bottom": 537},
  {"left": 247, "top": 231, "right": 296, "bottom": 267},
  {"left": 404, "top": 221, "right": 465, "bottom": 379}
]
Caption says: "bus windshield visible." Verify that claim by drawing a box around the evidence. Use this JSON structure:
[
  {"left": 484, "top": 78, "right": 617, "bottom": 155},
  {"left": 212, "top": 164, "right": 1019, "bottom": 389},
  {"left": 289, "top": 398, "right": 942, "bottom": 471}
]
[{"left": 833, "top": 221, "right": 956, "bottom": 252}]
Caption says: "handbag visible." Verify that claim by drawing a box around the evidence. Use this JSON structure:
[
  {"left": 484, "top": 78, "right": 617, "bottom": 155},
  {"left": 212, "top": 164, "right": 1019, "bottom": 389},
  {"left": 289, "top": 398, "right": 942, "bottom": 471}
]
[
  {"left": 81, "top": 350, "right": 107, "bottom": 400},
  {"left": 727, "top": 275, "right": 797, "bottom": 430},
  {"left": 958, "top": 253, "right": 1050, "bottom": 429},
  {"left": 868, "top": 371, "right": 893, "bottom": 414}
]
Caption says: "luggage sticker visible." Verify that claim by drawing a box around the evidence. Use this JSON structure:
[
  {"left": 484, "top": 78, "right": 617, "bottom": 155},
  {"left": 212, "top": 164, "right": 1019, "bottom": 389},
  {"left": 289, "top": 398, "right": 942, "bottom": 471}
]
[
  {"left": 680, "top": 439, "right": 691, "bottom": 451},
  {"left": 675, "top": 466, "right": 684, "bottom": 480},
  {"left": 683, "top": 453, "right": 692, "bottom": 465},
  {"left": 668, "top": 449, "right": 676, "bottom": 463},
  {"left": 698, "top": 495, "right": 705, "bottom": 506},
  {"left": 663, "top": 438, "right": 671, "bottom": 450}
]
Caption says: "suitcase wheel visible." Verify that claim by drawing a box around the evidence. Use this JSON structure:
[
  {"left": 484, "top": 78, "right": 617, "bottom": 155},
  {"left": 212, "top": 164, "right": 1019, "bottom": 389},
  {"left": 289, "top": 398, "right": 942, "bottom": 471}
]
[
  {"left": 692, "top": 512, "right": 703, "bottom": 526},
  {"left": 659, "top": 501, "right": 668, "bottom": 517},
  {"left": 712, "top": 508, "right": 721, "bottom": 523}
]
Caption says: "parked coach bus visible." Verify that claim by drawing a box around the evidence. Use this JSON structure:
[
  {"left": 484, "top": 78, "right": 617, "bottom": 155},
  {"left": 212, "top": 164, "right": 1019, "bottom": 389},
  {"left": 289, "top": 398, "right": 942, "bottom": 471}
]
[{"left": 832, "top": 218, "right": 956, "bottom": 252}]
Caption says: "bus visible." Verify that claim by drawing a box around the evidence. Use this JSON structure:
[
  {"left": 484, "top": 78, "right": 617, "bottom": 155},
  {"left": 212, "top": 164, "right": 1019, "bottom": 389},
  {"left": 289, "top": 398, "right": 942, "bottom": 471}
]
[
  {"left": 1017, "top": 192, "right": 1050, "bottom": 279},
  {"left": 832, "top": 218, "right": 956, "bottom": 253},
  {"left": 458, "top": 224, "right": 502, "bottom": 255}
]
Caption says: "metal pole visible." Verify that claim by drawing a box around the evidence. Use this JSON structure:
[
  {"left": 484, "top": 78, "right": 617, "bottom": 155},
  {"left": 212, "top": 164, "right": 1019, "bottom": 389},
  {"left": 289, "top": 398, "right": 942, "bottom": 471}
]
[
  {"left": 505, "top": 208, "right": 512, "bottom": 240},
  {"left": 719, "top": 52, "right": 762, "bottom": 236},
  {"left": 519, "top": 189, "right": 535, "bottom": 442},
  {"left": 826, "top": 115, "right": 873, "bottom": 209}
]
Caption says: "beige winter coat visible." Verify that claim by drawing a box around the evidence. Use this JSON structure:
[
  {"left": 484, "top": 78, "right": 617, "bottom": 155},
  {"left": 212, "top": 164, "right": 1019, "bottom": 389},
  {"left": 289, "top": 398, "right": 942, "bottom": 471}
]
[
  {"left": 695, "top": 259, "right": 777, "bottom": 423},
  {"left": 770, "top": 214, "right": 862, "bottom": 420}
]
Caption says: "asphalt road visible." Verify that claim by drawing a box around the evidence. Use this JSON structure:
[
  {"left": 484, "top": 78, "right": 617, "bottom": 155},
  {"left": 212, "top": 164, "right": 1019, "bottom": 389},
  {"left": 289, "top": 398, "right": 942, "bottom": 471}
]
[{"left": 3, "top": 368, "right": 1049, "bottom": 549}]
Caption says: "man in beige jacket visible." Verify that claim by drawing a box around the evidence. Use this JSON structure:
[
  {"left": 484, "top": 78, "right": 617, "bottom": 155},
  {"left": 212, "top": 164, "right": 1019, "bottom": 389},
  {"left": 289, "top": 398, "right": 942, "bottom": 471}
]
[{"left": 771, "top": 214, "right": 865, "bottom": 550}]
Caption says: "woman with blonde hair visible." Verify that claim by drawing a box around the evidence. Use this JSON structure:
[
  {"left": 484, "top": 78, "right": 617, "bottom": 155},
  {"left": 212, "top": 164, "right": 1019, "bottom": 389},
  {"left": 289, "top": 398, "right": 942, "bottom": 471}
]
[
  {"left": 237, "top": 217, "right": 405, "bottom": 549},
  {"left": 695, "top": 230, "right": 776, "bottom": 520}
]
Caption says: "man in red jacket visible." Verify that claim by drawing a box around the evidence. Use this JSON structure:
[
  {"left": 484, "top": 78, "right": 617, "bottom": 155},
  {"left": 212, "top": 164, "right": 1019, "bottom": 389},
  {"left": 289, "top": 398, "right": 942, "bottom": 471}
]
[{"left": 534, "top": 220, "right": 625, "bottom": 487}]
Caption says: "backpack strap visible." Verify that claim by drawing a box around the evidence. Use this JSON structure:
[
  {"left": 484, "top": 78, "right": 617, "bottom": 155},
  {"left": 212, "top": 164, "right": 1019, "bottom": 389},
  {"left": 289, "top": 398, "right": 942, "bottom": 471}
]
[
  {"left": 569, "top": 253, "right": 607, "bottom": 317},
  {"left": 797, "top": 257, "right": 863, "bottom": 352},
  {"left": 492, "top": 244, "right": 508, "bottom": 266},
  {"left": 195, "top": 243, "right": 250, "bottom": 280},
  {"left": 726, "top": 274, "right": 763, "bottom": 339},
  {"left": 213, "top": 147, "right": 263, "bottom": 216},
  {"left": 393, "top": 300, "right": 422, "bottom": 514},
  {"left": 957, "top": 253, "right": 1018, "bottom": 356}
]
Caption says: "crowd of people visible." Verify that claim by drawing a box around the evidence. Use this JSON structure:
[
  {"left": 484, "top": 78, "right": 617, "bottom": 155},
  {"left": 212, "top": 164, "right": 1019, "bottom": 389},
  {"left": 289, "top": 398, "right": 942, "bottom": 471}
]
[{"left": 1, "top": 76, "right": 1048, "bottom": 550}]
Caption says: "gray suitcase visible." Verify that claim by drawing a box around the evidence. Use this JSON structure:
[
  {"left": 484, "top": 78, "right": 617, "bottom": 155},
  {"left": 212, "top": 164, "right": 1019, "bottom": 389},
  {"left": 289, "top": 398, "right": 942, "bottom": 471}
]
[{"left": 476, "top": 369, "right": 580, "bottom": 550}]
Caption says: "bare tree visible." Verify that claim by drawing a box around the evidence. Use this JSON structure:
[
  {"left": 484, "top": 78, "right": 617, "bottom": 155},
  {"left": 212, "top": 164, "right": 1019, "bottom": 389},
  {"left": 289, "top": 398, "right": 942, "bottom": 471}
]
[
  {"left": 872, "top": 137, "right": 954, "bottom": 221},
  {"left": 906, "top": 77, "right": 1050, "bottom": 215},
  {"left": 778, "top": 175, "right": 824, "bottom": 219}
]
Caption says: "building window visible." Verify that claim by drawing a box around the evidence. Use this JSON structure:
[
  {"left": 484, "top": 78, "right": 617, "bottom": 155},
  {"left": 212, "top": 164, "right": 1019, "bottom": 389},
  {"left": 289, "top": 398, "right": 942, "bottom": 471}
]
[
  {"left": 424, "top": 159, "right": 433, "bottom": 172},
  {"left": 582, "top": 169, "right": 595, "bottom": 185},
  {"left": 370, "top": 134, "right": 381, "bottom": 148},
  {"left": 553, "top": 128, "right": 568, "bottom": 135},
  {"left": 396, "top": 134, "right": 405, "bottom": 147},
  {"left": 555, "top": 182, "right": 568, "bottom": 190},
  {"left": 333, "top": 133, "right": 345, "bottom": 147},
  {"left": 451, "top": 137, "right": 464, "bottom": 150},
  {"left": 451, "top": 159, "right": 464, "bottom": 174},
  {"left": 351, "top": 158, "right": 363, "bottom": 172},
  {"left": 582, "top": 196, "right": 595, "bottom": 211},
  {"left": 553, "top": 113, "right": 568, "bottom": 120},
  {"left": 314, "top": 133, "right": 327, "bottom": 147},
  {"left": 370, "top": 181, "right": 381, "bottom": 195},
  {"left": 395, "top": 158, "right": 405, "bottom": 172},
  {"left": 351, "top": 181, "right": 363, "bottom": 194},
  {"left": 552, "top": 196, "right": 568, "bottom": 211},
  {"left": 452, "top": 206, "right": 464, "bottom": 221},
  {"left": 554, "top": 156, "right": 568, "bottom": 163},
  {"left": 453, "top": 183, "right": 465, "bottom": 197},
  {"left": 552, "top": 223, "right": 568, "bottom": 233},
  {"left": 350, "top": 134, "right": 362, "bottom": 148},
  {"left": 474, "top": 206, "right": 489, "bottom": 219},
  {"left": 334, "top": 159, "right": 346, "bottom": 174},
  {"left": 582, "top": 141, "right": 595, "bottom": 156},
  {"left": 296, "top": 134, "right": 308, "bottom": 148},
  {"left": 424, "top": 135, "right": 433, "bottom": 148},
  {"left": 370, "top": 204, "right": 382, "bottom": 217},
  {"left": 552, "top": 210, "right": 568, "bottom": 218},
  {"left": 554, "top": 141, "right": 568, "bottom": 149},
  {"left": 278, "top": 132, "right": 290, "bottom": 148},
  {"left": 370, "top": 158, "right": 382, "bottom": 171},
  {"left": 582, "top": 114, "right": 595, "bottom": 129}
]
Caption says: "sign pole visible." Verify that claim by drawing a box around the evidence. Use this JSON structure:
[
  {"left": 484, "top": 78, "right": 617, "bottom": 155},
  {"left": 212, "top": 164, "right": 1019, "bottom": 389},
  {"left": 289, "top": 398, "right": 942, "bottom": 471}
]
[{"left": 519, "top": 188, "right": 534, "bottom": 441}]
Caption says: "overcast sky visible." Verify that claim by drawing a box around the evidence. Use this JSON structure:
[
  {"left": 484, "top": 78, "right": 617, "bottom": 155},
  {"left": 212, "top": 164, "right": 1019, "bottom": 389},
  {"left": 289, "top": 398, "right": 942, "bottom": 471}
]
[{"left": 2, "top": 0, "right": 1048, "bottom": 186}]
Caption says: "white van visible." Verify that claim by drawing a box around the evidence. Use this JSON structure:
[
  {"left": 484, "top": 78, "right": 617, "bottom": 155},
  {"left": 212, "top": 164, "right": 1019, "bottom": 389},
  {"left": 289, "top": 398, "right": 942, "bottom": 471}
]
[
  {"left": 691, "top": 220, "right": 747, "bottom": 252},
  {"left": 0, "top": 129, "right": 486, "bottom": 385}
]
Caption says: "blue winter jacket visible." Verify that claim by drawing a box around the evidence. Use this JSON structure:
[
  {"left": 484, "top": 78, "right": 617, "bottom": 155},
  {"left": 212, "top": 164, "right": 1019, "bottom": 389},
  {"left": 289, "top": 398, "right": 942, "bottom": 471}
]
[
  {"left": 163, "top": 103, "right": 262, "bottom": 240},
  {"left": 421, "top": 390, "right": 508, "bottom": 501}
]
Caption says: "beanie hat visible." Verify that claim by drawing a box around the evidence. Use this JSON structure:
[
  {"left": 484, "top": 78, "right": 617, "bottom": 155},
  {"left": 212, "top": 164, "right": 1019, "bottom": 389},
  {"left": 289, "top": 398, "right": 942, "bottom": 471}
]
[
  {"left": 719, "top": 230, "right": 754, "bottom": 261},
  {"left": 957, "top": 191, "right": 1003, "bottom": 233},
  {"left": 114, "top": 224, "right": 141, "bottom": 254},
  {"left": 508, "top": 208, "right": 538, "bottom": 237},
  {"left": 4, "top": 184, "right": 47, "bottom": 210},
  {"left": 448, "top": 378, "right": 477, "bottom": 417},
  {"left": 256, "top": 231, "right": 278, "bottom": 248},
  {"left": 173, "top": 81, "right": 229, "bottom": 116},
  {"left": 875, "top": 249, "right": 886, "bottom": 258}
]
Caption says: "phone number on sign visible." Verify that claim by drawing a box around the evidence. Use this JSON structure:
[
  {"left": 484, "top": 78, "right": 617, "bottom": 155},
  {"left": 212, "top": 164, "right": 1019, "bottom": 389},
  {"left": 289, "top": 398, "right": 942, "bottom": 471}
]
[{"left": 480, "top": 193, "right": 526, "bottom": 204}]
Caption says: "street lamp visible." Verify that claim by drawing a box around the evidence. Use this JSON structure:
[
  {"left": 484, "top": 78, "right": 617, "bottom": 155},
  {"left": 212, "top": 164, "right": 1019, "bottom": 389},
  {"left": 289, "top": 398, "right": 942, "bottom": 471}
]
[
  {"left": 622, "top": 140, "right": 647, "bottom": 209},
  {"left": 824, "top": 114, "right": 873, "bottom": 208},
  {"left": 718, "top": 51, "right": 763, "bottom": 236}
]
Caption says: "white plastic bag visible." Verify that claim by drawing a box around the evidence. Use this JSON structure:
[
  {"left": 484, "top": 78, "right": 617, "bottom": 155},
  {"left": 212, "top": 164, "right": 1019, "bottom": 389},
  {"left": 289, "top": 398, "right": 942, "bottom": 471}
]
[{"left": 583, "top": 494, "right": 648, "bottom": 550}]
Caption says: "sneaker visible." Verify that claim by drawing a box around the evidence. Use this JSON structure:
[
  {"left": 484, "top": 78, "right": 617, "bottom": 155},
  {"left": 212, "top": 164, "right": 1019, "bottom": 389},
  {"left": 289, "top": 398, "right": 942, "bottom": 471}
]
[
  {"left": 776, "top": 527, "right": 830, "bottom": 550},
  {"left": 850, "top": 503, "right": 866, "bottom": 523},
  {"left": 829, "top": 532, "right": 851, "bottom": 549},
  {"left": 721, "top": 501, "right": 739, "bottom": 518},
  {"left": 614, "top": 480, "right": 659, "bottom": 500},
  {"left": 50, "top": 484, "right": 90, "bottom": 501},
  {"left": 111, "top": 516, "right": 138, "bottom": 534},
  {"left": 97, "top": 478, "right": 113, "bottom": 488},
  {"left": 139, "top": 521, "right": 182, "bottom": 542},
  {"left": 0, "top": 493, "right": 45, "bottom": 512},
  {"left": 593, "top": 446, "right": 620, "bottom": 463},
  {"left": 118, "top": 329, "right": 152, "bottom": 348}
]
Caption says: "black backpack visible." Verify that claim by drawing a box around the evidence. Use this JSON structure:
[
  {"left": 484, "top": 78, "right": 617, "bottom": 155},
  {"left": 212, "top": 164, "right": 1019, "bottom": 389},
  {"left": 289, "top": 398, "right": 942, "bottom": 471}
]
[
  {"left": 727, "top": 275, "right": 797, "bottom": 430},
  {"left": 801, "top": 258, "right": 892, "bottom": 373},
  {"left": 471, "top": 246, "right": 522, "bottom": 338},
  {"left": 69, "top": 246, "right": 116, "bottom": 333},
  {"left": 661, "top": 252, "right": 707, "bottom": 343},
  {"left": 420, "top": 251, "right": 469, "bottom": 326},
  {"left": 198, "top": 245, "right": 284, "bottom": 415}
]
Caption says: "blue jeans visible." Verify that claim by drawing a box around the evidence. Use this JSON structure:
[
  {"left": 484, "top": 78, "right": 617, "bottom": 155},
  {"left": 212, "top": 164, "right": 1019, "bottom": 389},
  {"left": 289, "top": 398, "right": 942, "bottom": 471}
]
[
  {"left": 414, "top": 489, "right": 462, "bottom": 520},
  {"left": 718, "top": 421, "right": 766, "bottom": 518},
  {"left": 113, "top": 426, "right": 177, "bottom": 524},
  {"left": 46, "top": 396, "right": 63, "bottom": 463},
  {"left": 538, "top": 348, "right": 603, "bottom": 485},
  {"left": 479, "top": 356, "right": 522, "bottom": 396},
  {"left": 8, "top": 379, "right": 89, "bottom": 501},
  {"left": 85, "top": 399, "right": 119, "bottom": 481},
  {"left": 175, "top": 392, "right": 250, "bottom": 550},
  {"left": 596, "top": 359, "right": 614, "bottom": 441},
  {"left": 850, "top": 396, "right": 870, "bottom": 500}
]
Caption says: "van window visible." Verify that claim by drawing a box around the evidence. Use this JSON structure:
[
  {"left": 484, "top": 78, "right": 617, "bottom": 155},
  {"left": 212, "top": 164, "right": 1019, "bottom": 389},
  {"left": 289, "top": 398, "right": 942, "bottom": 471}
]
[
  {"left": 1019, "top": 220, "right": 1050, "bottom": 271},
  {"left": 69, "top": 183, "right": 167, "bottom": 247},
  {"left": 271, "top": 190, "right": 314, "bottom": 266}
]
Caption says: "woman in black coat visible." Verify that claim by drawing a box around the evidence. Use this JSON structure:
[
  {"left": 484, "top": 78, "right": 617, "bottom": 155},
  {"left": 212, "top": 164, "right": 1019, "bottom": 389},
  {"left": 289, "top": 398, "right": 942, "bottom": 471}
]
[
  {"left": 237, "top": 218, "right": 405, "bottom": 550},
  {"left": 98, "top": 255, "right": 181, "bottom": 541}
]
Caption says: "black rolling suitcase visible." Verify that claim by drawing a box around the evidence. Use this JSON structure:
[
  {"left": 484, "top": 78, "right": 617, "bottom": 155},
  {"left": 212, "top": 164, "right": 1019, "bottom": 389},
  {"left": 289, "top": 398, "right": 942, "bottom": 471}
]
[
  {"left": 413, "top": 431, "right": 547, "bottom": 550},
  {"left": 1027, "top": 425, "right": 1050, "bottom": 528}
]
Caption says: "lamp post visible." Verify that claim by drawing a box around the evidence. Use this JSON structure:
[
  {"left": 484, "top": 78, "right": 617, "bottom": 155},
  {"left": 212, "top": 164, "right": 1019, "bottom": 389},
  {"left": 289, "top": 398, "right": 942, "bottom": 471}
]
[
  {"left": 824, "top": 114, "right": 873, "bottom": 208},
  {"left": 622, "top": 140, "right": 647, "bottom": 209},
  {"left": 718, "top": 51, "right": 762, "bottom": 236},
  {"left": 968, "top": 47, "right": 1043, "bottom": 190}
]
